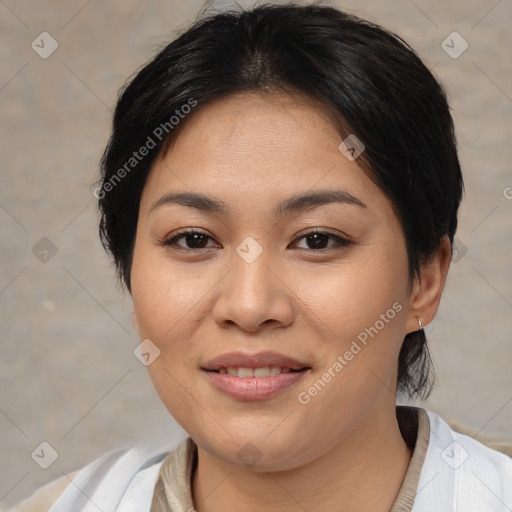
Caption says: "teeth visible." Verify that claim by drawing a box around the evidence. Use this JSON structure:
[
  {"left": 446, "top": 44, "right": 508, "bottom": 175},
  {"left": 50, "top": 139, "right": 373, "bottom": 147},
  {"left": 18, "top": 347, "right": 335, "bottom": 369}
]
[
  {"left": 218, "top": 366, "right": 295, "bottom": 377},
  {"left": 253, "top": 366, "right": 270, "bottom": 377},
  {"left": 238, "top": 367, "right": 254, "bottom": 378},
  {"left": 270, "top": 365, "right": 282, "bottom": 375}
]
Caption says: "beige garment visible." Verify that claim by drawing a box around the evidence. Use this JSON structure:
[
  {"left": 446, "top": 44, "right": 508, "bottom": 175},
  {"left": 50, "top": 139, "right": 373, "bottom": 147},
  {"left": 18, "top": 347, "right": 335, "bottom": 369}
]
[{"left": 150, "top": 406, "right": 431, "bottom": 512}]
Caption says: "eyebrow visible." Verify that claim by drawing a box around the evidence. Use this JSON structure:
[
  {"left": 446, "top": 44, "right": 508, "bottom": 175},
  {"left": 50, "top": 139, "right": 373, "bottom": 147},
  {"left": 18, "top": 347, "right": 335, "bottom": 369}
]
[{"left": 149, "top": 188, "right": 367, "bottom": 216}]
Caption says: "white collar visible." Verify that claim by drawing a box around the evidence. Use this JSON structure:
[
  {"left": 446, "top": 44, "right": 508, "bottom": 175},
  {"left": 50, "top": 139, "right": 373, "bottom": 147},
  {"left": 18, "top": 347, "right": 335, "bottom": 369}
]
[{"left": 412, "top": 409, "right": 512, "bottom": 511}]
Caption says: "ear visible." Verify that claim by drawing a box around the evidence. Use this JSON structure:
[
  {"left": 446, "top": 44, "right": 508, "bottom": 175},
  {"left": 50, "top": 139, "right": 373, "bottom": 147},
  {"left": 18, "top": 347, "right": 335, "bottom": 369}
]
[{"left": 405, "top": 235, "right": 452, "bottom": 334}]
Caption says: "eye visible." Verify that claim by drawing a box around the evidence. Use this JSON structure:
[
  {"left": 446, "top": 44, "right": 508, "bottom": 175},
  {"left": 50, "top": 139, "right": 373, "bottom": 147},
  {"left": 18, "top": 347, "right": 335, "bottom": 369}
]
[
  {"left": 158, "top": 228, "right": 218, "bottom": 250},
  {"left": 157, "top": 229, "right": 352, "bottom": 252},
  {"left": 291, "top": 230, "right": 352, "bottom": 251}
]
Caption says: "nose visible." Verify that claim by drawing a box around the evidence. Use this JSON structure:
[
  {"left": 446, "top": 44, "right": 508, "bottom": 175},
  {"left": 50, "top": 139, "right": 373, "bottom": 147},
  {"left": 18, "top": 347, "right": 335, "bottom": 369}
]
[{"left": 211, "top": 244, "right": 294, "bottom": 333}]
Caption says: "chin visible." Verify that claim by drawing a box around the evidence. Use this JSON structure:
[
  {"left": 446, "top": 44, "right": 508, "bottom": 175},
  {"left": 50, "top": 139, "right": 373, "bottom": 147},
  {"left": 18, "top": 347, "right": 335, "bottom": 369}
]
[{"left": 194, "top": 426, "right": 313, "bottom": 472}]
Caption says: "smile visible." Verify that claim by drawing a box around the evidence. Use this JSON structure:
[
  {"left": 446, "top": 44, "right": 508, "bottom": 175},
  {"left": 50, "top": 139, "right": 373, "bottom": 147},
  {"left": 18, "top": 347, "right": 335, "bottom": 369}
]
[
  {"left": 214, "top": 366, "right": 301, "bottom": 377},
  {"left": 203, "top": 367, "right": 310, "bottom": 400}
]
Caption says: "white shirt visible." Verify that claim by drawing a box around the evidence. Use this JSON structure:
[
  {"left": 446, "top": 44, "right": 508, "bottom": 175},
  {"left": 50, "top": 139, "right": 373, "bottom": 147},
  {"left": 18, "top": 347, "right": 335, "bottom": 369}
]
[{"left": 7, "top": 407, "right": 512, "bottom": 512}]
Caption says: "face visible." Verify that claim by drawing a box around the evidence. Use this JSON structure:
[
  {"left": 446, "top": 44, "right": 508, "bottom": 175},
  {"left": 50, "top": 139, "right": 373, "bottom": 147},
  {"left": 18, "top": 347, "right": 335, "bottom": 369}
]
[{"left": 131, "top": 92, "right": 417, "bottom": 471}]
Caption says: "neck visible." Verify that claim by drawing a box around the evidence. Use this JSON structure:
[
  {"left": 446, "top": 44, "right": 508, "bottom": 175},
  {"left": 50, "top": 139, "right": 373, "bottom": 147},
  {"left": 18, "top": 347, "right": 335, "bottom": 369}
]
[{"left": 192, "top": 405, "right": 413, "bottom": 512}]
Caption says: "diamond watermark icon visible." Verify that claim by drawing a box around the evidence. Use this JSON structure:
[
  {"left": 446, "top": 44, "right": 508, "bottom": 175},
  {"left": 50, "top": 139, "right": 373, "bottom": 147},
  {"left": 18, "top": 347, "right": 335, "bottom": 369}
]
[
  {"left": 134, "top": 338, "right": 161, "bottom": 366},
  {"left": 31, "top": 32, "right": 59, "bottom": 59},
  {"left": 338, "top": 134, "right": 365, "bottom": 161},
  {"left": 441, "top": 32, "right": 468, "bottom": 59},
  {"left": 31, "top": 441, "right": 59, "bottom": 469},
  {"left": 441, "top": 441, "right": 469, "bottom": 469},
  {"left": 451, "top": 237, "right": 468, "bottom": 263},
  {"left": 236, "top": 236, "right": 263, "bottom": 264},
  {"left": 32, "top": 237, "right": 58, "bottom": 263},
  {"left": 237, "top": 442, "right": 263, "bottom": 468}
]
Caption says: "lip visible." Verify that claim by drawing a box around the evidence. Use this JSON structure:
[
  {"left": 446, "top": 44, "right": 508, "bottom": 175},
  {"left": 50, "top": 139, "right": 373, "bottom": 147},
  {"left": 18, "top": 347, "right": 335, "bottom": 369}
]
[
  {"left": 203, "top": 368, "right": 310, "bottom": 400},
  {"left": 201, "top": 351, "right": 311, "bottom": 371},
  {"left": 201, "top": 351, "right": 312, "bottom": 401}
]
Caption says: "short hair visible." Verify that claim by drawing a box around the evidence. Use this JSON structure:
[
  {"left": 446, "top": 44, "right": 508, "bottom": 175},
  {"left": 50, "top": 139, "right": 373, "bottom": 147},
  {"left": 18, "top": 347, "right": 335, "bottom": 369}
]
[{"left": 96, "top": 3, "right": 464, "bottom": 400}]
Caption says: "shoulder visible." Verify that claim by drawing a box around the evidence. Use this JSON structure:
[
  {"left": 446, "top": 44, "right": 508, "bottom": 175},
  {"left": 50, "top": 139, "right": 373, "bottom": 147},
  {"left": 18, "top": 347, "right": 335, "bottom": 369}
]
[
  {"left": 2, "top": 471, "right": 80, "bottom": 512},
  {"left": 413, "top": 409, "right": 512, "bottom": 511},
  {"left": 446, "top": 417, "right": 512, "bottom": 457},
  {"left": 4, "top": 441, "right": 177, "bottom": 512}
]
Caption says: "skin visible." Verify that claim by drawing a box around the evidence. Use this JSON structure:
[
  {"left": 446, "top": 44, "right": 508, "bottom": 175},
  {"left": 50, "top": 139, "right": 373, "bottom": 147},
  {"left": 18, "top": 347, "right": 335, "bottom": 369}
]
[{"left": 130, "top": 91, "right": 452, "bottom": 511}]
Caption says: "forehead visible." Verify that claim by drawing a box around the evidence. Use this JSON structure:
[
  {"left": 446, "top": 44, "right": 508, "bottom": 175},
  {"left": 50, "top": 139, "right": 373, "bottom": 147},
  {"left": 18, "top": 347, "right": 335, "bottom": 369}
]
[
  {"left": 164, "top": 91, "right": 343, "bottom": 162},
  {"left": 140, "top": 92, "right": 387, "bottom": 217}
]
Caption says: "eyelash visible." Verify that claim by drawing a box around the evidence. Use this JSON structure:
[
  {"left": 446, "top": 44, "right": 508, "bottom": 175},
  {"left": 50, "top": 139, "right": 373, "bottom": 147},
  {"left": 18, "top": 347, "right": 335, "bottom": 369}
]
[{"left": 157, "top": 228, "right": 353, "bottom": 252}]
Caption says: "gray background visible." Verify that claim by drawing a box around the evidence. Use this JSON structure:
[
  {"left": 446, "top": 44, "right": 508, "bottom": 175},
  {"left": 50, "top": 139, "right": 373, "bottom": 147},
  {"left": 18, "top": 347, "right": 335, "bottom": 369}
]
[{"left": 1, "top": 0, "right": 511, "bottom": 508}]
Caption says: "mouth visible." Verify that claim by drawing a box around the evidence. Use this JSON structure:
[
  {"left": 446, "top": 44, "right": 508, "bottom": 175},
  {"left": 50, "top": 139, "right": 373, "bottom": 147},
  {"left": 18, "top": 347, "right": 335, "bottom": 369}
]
[
  {"left": 201, "top": 351, "right": 312, "bottom": 400},
  {"left": 205, "top": 366, "right": 309, "bottom": 377},
  {"left": 201, "top": 350, "right": 311, "bottom": 373}
]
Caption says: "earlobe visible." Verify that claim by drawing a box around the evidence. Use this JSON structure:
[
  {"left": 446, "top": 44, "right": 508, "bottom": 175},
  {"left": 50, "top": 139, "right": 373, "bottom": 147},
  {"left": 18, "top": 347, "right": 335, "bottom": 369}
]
[{"left": 405, "top": 235, "right": 452, "bottom": 333}]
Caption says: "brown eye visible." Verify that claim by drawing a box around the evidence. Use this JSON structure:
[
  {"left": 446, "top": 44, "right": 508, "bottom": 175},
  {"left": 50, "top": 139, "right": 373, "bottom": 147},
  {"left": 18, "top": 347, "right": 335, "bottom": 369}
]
[
  {"left": 158, "top": 229, "right": 352, "bottom": 252},
  {"left": 292, "top": 231, "right": 352, "bottom": 251},
  {"left": 159, "top": 229, "right": 217, "bottom": 250},
  {"left": 174, "top": 232, "right": 210, "bottom": 249}
]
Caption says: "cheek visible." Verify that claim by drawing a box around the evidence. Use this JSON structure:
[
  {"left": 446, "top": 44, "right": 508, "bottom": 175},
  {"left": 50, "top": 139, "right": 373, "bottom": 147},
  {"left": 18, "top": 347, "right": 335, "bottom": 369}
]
[
  {"left": 131, "top": 248, "right": 189, "bottom": 374},
  {"left": 302, "top": 242, "right": 409, "bottom": 401},
  {"left": 293, "top": 266, "right": 408, "bottom": 442},
  {"left": 130, "top": 247, "right": 206, "bottom": 423},
  {"left": 131, "top": 242, "right": 208, "bottom": 339},
  {"left": 307, "top": 247, "right": 408, "bottom": 338}
]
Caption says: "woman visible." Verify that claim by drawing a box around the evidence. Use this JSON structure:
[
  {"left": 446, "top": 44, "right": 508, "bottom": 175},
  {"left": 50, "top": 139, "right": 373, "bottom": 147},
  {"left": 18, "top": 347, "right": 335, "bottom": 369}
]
[{"left": 9, "top": 3, "right": 512, "bottom": 511}]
